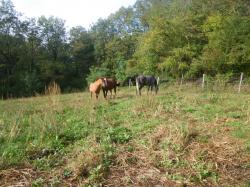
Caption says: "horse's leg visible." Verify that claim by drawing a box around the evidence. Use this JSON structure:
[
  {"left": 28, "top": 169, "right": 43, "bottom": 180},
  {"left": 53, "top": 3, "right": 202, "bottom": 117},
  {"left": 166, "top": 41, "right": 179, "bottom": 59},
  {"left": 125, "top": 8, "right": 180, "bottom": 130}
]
[
  {"left": 103, "top": 89, "right": 107, "bottom": 99},
  {"left": 114, "top": 87, "right": 116, "bottom": 98},
  {"left": 110, "top": 89, "right": 112, "bottom": 99},
  {"left": 106, "top": 89, "right": 109, "bottom": 98},
  {"left": 155, "top": 84, "right": 158, "bottom": 95},
  {"left": 139, "top": 85, "right": 143, "bottom": 96},
  {"left": 147, "top": 86, "right": 150, "bottom": 95},
  {"left": 106, "top": 90, "right": 108, "bottom": 98}
]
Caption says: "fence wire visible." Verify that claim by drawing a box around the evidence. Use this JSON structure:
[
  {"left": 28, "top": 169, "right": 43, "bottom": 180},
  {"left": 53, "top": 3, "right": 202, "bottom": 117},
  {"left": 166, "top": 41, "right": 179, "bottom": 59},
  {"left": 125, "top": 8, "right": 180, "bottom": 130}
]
[{"left": 178, "top": 73, "right": 250, "bottom": 93}]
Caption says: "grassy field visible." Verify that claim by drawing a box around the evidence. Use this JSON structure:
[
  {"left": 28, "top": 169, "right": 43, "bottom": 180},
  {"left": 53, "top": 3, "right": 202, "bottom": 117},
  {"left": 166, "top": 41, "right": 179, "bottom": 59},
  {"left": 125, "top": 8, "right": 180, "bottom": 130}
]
[{"left": 0, "top": 84, "right": 250, "bottom": 186}]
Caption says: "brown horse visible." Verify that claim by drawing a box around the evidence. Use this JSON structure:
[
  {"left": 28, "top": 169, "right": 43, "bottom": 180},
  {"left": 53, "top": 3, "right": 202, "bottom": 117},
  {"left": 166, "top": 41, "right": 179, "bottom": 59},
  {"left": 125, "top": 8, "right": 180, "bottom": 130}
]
[
  {"left": 102, "top": 78, "right": 120, "bottom": 99},
  {"left": 89, "top": 78, "right": 105, "bottom": 99}
]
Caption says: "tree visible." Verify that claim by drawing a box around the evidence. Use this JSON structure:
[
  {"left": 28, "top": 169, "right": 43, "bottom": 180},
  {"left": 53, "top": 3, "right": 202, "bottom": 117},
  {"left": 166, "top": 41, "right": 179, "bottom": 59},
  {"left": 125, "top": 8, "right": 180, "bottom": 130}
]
[
  {"left": 0, "top": 0, "right": 24, "bottom": 97},
  {"left": 36, "top": 16, "right": 69, "bottom": 87},
  {"left": 68, "top": 26, "right": 95, "bottom": 88},
  {"left": 38, "top": 16, "right": 67, "bottom": 62}
]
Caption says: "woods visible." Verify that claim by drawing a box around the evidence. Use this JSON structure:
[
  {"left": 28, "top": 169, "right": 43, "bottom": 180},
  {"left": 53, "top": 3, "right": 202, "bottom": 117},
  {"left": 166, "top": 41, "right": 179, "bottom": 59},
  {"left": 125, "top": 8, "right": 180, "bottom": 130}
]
[{"left": 1, "top": 0, "right": 250, "bottom": 98}]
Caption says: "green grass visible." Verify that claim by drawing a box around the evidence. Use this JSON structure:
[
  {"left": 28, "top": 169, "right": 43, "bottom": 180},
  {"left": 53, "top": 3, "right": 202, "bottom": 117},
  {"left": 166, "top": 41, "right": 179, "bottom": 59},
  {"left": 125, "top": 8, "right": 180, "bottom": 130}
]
[{"left": 0, "top": 85, "right": 250, "bottom": 186}]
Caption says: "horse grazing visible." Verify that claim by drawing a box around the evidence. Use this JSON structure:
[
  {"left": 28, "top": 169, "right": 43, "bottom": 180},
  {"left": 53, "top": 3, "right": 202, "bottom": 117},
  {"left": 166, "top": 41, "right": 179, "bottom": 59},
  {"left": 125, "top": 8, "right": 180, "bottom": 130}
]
[
  {"left": 89, "top": 78, "right": 105, "bottom": 99},
  {"left": 102, "top": 78, "right": 120, "bottom": 99},
  {"left": 136, "top": 75, "right": 160, "bottom": 95}
]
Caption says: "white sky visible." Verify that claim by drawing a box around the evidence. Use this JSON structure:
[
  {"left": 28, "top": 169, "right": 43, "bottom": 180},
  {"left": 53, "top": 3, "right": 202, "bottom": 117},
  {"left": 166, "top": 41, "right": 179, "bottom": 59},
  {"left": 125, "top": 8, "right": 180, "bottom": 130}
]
[{"left": 12, "top": 0, "right": 137, "bottom": 29}]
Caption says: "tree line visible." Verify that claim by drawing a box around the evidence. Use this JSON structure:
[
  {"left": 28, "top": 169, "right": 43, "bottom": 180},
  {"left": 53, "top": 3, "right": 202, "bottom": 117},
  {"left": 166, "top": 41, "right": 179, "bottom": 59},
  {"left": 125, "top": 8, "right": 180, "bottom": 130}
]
[{"left": 0, "top": 0, "right": 250, "bottom": 98}]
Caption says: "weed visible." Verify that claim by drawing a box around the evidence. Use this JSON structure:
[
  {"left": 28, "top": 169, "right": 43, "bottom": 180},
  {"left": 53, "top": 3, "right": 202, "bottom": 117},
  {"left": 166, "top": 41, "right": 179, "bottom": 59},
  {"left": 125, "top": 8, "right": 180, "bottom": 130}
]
[
  {"left": 190, "top": 163, "right": 218, "bottom": 183},
  {"left": 208, "top": 93, "right": 220, "bottom": 104},
  {"left": 107, "top": 127, "right": 132, "bottom": 144},
  {"left": 233, "top": 126, "right": 250, "bottom": 139},
  {"left": 86, "top": 164, "right": 105, "bottom": 186},
  {"left": 197, "top": 135, "right": 210, "bottom": 143},
  {"left": 32, "top": 177, "right": 44, "bottom": 187},
  {"left": 45, "top": 81, "right": 61, "bottom": 95},
  {"left": 183, "top": 106, "right": 196, "bottom": 113},
  {"left": 246, "top": 141, "right": 250, "bottom": 152},
  {"left": 63, "top": 169, "right": 72, "bottom": 178}
]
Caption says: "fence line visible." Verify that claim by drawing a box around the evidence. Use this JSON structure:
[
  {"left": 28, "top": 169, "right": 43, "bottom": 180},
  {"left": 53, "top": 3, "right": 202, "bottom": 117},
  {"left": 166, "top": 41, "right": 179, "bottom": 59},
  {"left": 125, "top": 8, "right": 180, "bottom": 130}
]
[
  {"left": 177, "top": 72, "right": 250, "bottom": 93},
  {"left": 128, "top": 73, "right": 250, "bottom": 93}
]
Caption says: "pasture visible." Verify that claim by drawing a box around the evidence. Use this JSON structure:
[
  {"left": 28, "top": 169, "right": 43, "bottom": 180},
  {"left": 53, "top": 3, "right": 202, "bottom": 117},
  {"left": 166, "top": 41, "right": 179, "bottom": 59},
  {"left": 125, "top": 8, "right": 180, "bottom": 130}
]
[{"left": 0, "top": 85, "right": 250, "bottom": 186}]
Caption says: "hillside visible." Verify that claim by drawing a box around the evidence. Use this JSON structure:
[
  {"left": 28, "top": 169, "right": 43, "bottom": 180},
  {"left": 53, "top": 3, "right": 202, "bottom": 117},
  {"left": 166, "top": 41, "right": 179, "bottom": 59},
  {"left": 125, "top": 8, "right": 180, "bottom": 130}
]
[{"left": 1, "top": 85, "right": 250, "bottom": 186}]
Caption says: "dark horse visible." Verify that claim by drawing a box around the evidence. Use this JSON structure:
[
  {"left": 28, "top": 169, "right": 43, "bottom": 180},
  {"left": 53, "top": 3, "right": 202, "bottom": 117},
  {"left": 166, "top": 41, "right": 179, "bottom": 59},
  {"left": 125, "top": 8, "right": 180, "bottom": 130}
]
[
  {"left": 136, "top": 75, "right": 159, "bottom": 95},
  {"left": 102, "top": 77, "right": 120, "bottom": 98}
]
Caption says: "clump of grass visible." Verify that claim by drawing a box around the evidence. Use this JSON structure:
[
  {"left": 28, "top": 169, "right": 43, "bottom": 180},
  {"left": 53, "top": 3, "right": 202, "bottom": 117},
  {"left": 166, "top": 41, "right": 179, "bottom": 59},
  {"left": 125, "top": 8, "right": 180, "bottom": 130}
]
[
  {"left": 32, "top": 177, "right": 45, "bottom": 187},
  {"left": 66, "top": 149, "right": 102, "bottom": 179},
  {"left": 190, "top": 162, "right": 218, "bottom": 183},
  {"left": 106, "top": 127, "right": 132, "bottom": 144},
  {"left": 45, "top": 81, "right": 61, "bottom": 95},
  {"left": 208, "top": 93, "right": 221, "bottom": 104},
  {"left": 245, "top": 141, "right": 250, "bottom": 153},
  {"left": 232, "top": 126, "right": 250, "bottom": 139},
  {"left": 182, "top": 128, "right": 199, "bottom": 148}
]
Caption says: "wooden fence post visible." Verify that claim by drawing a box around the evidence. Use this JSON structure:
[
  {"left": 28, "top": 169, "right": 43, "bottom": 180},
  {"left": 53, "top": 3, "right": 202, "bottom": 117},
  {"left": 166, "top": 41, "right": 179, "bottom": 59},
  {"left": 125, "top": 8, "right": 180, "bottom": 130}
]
[
  {"left": 129, "top": 79, "right": 131, "bottom": 89},
  {"left": 180, "top": 73, "right": 184, "bottom": 86},
  {"left": 202, "top": 74, "right": 205, "bottom": 90},
  {"left": 238, "top": 72, "right": 244, "bottom": 93},
  {"left": 136, "top": 78, "right": 139, "bottom": 95}
]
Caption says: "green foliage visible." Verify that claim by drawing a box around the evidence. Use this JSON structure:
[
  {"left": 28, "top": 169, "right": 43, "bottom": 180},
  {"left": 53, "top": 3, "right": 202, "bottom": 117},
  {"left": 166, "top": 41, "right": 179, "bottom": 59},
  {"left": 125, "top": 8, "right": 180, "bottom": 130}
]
[
  {"left": 107, "top": 127, "right": 132, "bottom": 144},
  {"left": 1, "top": 0, "right": 250, "bottom": 97},
  {"left": 0, "top": 1, "right": 96, "bottom": 97},
  {"left": 1, "top": 143, "right": 25, "bottom": 166},
  {"left": 200, "top": 14, "right": 250, "bottom": 75},
  {"left": 190, "top": 162, "right": 218, "bottom": 183},
  {"left": 245, "top": 141, "right": 250, "bottom": 153},
  {"left": 232, "top": 126, "right": 250, "bottom": 139},
  {"left": 32, "top": 177, "right": 44, "bottom": 187},
  {"left": 159, "top": 47, "right": 195, "bottom": 77},
  {"left": 86, "top": 66, "right": 112, "bottom": 84}
]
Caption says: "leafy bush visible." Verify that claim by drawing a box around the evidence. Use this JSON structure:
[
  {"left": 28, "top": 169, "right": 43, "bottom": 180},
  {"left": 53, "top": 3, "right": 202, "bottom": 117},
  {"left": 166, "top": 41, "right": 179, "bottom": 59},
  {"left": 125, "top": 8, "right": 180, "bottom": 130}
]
[{"left": 86, "top": 66, "right": 113, "bottom": 84}]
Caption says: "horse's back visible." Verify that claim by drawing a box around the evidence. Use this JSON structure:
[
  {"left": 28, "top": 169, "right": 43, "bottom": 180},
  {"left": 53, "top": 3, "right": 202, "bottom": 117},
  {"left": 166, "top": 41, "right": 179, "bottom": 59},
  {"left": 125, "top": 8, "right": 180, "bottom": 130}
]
[
  {"left": 89, "top": 79, "right": 102, "bottom": 93},
  {"left": 137, "top": 75, "right": 156, "bottom": 85},
  {"left": 103, "top": 78, "right": 118, "bottom": 89}
]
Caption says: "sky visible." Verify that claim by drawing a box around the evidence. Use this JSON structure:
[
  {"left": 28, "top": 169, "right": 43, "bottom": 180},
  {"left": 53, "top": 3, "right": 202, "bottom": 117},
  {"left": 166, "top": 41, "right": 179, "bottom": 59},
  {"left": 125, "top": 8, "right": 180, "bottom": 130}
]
[{"left": 11, "top": 0, "right": 137, "bottom": 29}]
